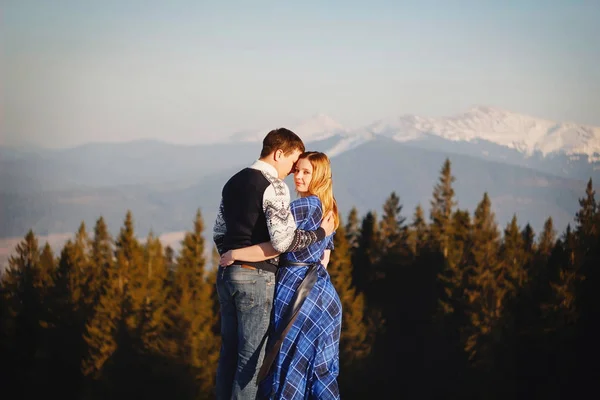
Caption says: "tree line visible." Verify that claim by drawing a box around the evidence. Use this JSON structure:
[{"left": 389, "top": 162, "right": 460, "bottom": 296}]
[{"left": 1, "top": 158, "right": 598, "bottom": 399}]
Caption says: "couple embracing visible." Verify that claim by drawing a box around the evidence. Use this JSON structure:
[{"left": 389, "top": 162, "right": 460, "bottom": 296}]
[{"left": 212, "top": 128, "right": 342, "bottom": 399}]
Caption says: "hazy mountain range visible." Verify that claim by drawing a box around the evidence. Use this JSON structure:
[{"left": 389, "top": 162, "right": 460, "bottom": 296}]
[{"left": 2, "top": 106, "right": 599, "bottom": 269}]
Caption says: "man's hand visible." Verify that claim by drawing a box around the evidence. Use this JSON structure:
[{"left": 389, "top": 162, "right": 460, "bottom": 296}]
[
  {"left": 220, "top": 250, "right": 235, "bottom": 266},
  {"left": 320, "top": 210, "right": 335, "bottom": 237}
]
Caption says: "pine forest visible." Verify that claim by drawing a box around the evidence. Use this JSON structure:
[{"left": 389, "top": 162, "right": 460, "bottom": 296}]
[{"left": 2, "top": 158, "right": 599, "bottom": 399}]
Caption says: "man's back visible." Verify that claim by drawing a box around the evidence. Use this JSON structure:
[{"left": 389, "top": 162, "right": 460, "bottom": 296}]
[{"left": 219, "top": 166, "right": 276, "bottom": 271}]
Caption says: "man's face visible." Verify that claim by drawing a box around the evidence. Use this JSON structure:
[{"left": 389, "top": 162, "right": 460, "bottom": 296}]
[{"left": 276, "top": 149, "right": 302, "bottom": 179}]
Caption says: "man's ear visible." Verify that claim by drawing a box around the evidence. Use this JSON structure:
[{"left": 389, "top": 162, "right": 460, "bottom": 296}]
[{"left": 274, "top": 149, "right": 284, "bottom": 161}]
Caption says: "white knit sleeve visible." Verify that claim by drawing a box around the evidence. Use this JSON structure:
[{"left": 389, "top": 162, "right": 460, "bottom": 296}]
[
  {"left": 261, "top": 172, "right": 324, "bottom": 253},
  {"left": 262, "top": 178, "right": 298, "bottom": 253}
]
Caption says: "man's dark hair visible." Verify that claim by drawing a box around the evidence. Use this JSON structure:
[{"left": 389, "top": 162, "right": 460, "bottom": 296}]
[{"left": 260, "top": 128, "right": 305, "bottom": 158}]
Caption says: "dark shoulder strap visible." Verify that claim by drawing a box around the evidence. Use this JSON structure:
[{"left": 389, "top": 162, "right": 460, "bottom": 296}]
[{"left": 256, "top": 264, "right": 319, "bottom": 384}]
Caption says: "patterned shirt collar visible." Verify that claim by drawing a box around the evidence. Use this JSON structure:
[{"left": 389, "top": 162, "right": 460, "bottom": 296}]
[{"left": 250, "top": 159, "right": 279, "bottom": 178}]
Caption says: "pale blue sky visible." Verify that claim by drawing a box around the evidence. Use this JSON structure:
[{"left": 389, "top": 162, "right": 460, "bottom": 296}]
[{"left": 2, "top": 0, "right": 599, "bottom": 148}]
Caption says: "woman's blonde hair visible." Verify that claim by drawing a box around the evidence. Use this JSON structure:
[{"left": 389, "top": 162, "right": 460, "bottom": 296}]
[{"left": 296, "top": 151, "right": 339, "bottom": 231}]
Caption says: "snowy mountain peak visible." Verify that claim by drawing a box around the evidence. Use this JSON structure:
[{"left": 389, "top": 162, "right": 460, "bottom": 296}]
[
  {"left": 225, "top": 107, "right": 600, "bottom": 162},
  {"left": 369, "top": 107, "right": 600, "bottom": 161}
]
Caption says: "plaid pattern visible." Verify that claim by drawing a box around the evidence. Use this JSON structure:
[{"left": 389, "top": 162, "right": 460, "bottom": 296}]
[
  {"left": 284, "top": 196, "right": 335, "bottom": 263},
  {"left": 258, "top": 195, "right": 342, "bottom": 399}
]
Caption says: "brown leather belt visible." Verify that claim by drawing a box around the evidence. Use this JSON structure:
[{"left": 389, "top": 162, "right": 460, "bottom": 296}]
[{"left": 239, "top": 264, "right": 256, "bottom": 270}]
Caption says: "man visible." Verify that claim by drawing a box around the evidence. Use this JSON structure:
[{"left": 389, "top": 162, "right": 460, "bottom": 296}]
[{"left": 213, "top": 128, "right": 334, "bottom": 399}]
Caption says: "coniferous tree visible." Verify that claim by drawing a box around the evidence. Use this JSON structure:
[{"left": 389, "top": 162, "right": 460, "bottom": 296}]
[
  {"left": 164, "top": 245, "right": 175, "bottom": 271},
  {"left": 55, "top": 223, "right": 92, "bottom": 318},
  {"left": 451, "top": 209, "right": 472, "bottom": 273},
  {"left": 574, "top": 179, "right": 596, "bottom": 251},
  {"left": 538, "top": 217, "right": 556, "bottom": 258},
  {"left": 352, "top": 211, "right": 380, "bottom": 295},
  {"left": 139, "top": 231, "right": 169, "bottom": 354},
  {"left": 463, "top": 193, "right": 504, "bottom": 372},
  {"left": 543, "top": 225, "right": 579, "bottom": 326},
  {"left": 521, "top": 223, "right": 536, "bottom": 256},
  {"left": 378, "top": 192, "right": 407, "bottom": 256},
  {"left": 500, "top": 215, "right": 527, "bottom": 289},
  {"left": 430, "top": 158, "right": 457, "bottom": 259},
  {"left": 345, "top": 207, "right": 361, "bottom": 252},
  {"left": 115, "top": 212, "right": 146, "bottom": 337},
  {"left": 39, "top": 242, "right": 56, "bottom": 286},
  {"left": 0, "top": 230, "right": 48, "bottom": 396},
  {"left": 164, "top": 244, "right": 176, "bottom": 285},
  {"left": 328, "top": 222, "right": 371, "bottom": 379},
  {"left": 168, "top": 209, "right": 219, "bottom": 396},
  {"left": 496, "top": 214, "right": 528, "bottom": 393},
  {"left": 50, "top": 223, "right": 95, "bottom": 395},
  {"left": 206, "top": 248, "right": 221, "bottom": 339},
  {"left": 82, "top": 215, "right": 129, "bottom": 378},
  {"left": 90, "top": 217, "right": 112, "bottom": 308},
  {"left": 408, "top": 204, "right": 428, "bottom": 255},
  {"left": 5, "top": 166, "right": 600, "bottom": 398},
  {"left": 430, "top": 160, "right": 464, "bottom": 325},
  {"left": 573, "top": 179, "right": 599, "bottom": 389}
]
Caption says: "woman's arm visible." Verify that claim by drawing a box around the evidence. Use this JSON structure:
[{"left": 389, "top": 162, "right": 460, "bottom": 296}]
[
  {"left": 219, "top": 242, "right": 280, "bottom": 266},
  {"left": 321, "top": 249, "right": 331, "bottom": 269}
]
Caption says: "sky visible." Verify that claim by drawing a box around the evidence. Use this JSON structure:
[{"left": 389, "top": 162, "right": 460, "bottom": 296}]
[{"left": 2, "top": 0, "right": 599, "bottom": 148}]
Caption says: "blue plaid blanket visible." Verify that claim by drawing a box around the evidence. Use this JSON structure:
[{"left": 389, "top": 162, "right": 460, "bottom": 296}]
[{"left": 258, "top": 195, "right": 342, "bottom": 399}]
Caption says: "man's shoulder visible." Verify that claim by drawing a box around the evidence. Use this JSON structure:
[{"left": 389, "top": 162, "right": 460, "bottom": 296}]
[
  {"left": 259, "top": 170, "right": 289, "bottom": 198},
  {"left": 225, "top": 167, "right": 270, "bottom": 188}
]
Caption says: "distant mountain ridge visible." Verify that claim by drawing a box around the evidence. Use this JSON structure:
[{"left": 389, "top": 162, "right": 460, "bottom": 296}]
[
  {"left": 366, "top": 106, "right": 600, "bottom": 160},
  {"left": 223, "top": 106, "right": 600, "bottom": 184},
  {"left": 8, "top": 107, "right": 600, "bottom": 162},
  {"left": 1, "top": 106, "right": 599, "bottom": 269},
  {"left": 0, "top": 134, "right": 594, "bottom": 238},
  {"left": 229, "top": 106, "right": 600, "bottom": 163}
]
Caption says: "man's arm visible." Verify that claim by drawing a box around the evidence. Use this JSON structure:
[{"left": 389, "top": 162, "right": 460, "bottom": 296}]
[
  {"left": 219, "top": 241, "right": 278, "bottom": 265},
  {"left": 262, "top": 182, "right": 329, "bottom": 253},
  {"left": 213, "top": 198, "right": 227, "bottom": 255}
]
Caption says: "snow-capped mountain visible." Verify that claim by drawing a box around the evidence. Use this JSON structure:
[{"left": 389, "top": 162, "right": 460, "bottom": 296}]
[
  {"left": 225, "top": 107, "right": 600, "bottom": 163},
  {"left": 366, "top": 106, "right": 600, "bottom": 162},
  {"left": 325, "top": 132, "right": 375, "bottom": 158}
]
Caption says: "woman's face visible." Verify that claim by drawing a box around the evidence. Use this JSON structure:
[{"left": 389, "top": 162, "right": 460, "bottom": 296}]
[{"left": 294, "top": 158, "right": 313, "bottom": 193}]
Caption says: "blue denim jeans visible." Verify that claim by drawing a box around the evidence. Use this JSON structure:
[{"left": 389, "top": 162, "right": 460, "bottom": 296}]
[{"left": 215, "top": 265, "right": 275, "bottom": 400}]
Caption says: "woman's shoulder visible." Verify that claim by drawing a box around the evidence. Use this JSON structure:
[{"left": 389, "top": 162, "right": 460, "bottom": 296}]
[
  {"left": 291, "top": 195, "right": 322, "bottom": 208},
  {"left": 290, "top": 196, "right": 323, "bottom": 220}
]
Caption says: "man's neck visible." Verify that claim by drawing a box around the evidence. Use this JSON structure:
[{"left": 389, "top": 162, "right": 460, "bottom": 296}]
[
  {"left": 258, "top": 157, "right": 276, "bottom": 169},
  {"left": 251, "top": 158, "right": 280, "bottom": 179},
  {"left": 258, "top": 157, "right": 279, "bottom": 177}
]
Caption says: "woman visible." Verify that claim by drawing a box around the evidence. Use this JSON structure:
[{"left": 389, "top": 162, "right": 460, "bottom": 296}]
[{"left": 220, "top": 151, "right": 342, "bottom": 399}]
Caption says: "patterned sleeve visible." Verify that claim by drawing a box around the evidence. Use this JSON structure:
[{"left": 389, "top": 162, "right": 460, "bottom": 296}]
[
  {"left": 212, "top": 198, "right": 227, "bottom": 255},
  {"left": 290, "top": 196, "right": 321, "bottom": 228},
  {"left": 326, "top": 232, "right": 335, "bottom": 251},
  {"left": 261, "top": 175, "right": 325, "bottom": 253},
  {"left": 290, "top": 196, "right": 334, "bottom": 252}
]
